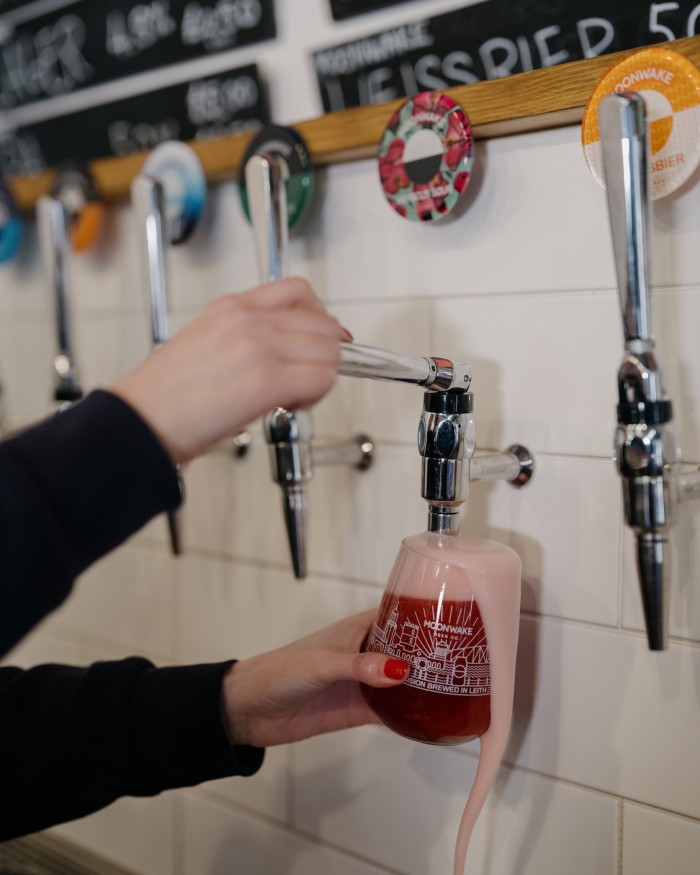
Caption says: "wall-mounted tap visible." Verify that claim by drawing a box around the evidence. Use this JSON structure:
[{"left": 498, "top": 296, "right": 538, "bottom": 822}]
[
  {"left": 244, "top": 152, "right": 530, "bottom": 578},
  {"left": 599, "top": 91, "right": 700, "bottom": 650},
  {"left": 267, "top": 339, "right": 532, "bottom": 576},
  {"left": 245, "top": 152, "right": 376, "bottom": 578},
  {"left": 131, "top": 174, "right": 183, "bottom": 556},
  {"left": 346, "top": 349, "right": 531, "bottom": 533},
  {"left": 37, "top": 195, "right": 83, "bottom": 409},
  {"left": 245, "top": 152, "right": 315, "bottom": 578}
]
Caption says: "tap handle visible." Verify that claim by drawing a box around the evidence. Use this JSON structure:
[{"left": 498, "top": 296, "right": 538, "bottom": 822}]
[
  {"left": 36, "top": 195, "right": 82, "bottom": 404},
  {"left": 131, "top": 174, "right": 182, "bottom": 556},
  {"left": 247, "top": 151, "right": 309, "bottom": 578},
  {"left": 339, "top": 342, "right": 471, "bottom": 391},
  {"left": 131, "top": 174, "right": 171, "bottom": 348},
  {"left": 245, "top": 153, "right": 289, "bottom": 283},
  {"left": 599, "top": 92, "right": 652, "bottom": 348}
]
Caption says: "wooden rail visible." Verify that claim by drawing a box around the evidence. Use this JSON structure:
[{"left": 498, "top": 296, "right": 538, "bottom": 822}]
[{"left": 7, "top": 35, "right": 700, "bottom": 211}]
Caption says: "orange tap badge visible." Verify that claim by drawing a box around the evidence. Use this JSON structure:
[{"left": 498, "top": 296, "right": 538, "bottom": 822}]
[{"left": 582, "top": 47, "right": 700, "bottom": 199}]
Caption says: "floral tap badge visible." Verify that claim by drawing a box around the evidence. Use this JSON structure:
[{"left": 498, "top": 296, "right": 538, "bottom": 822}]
[{"left": 378, "top": 91, "right": 473, "bottom": 222}]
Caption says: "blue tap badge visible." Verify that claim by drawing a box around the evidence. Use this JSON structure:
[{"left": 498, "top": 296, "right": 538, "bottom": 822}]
[
  {"left": 0, "top": 180, "right": 23, "bottom": 263},
  {"left": 142, "top": 141, "right": 207, "bottom": 245}
]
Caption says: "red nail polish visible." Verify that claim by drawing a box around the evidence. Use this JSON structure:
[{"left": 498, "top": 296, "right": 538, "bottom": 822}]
[{"left": 384, "top": 658, "right": 409, "bottom": 680}]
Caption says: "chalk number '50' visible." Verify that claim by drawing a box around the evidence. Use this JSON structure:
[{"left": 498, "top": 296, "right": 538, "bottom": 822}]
[{"left": 649, "top": 2, "right": 700, "bottom": 40}]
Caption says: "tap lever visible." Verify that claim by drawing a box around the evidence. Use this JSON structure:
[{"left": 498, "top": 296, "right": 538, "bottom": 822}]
[
  {"left": 130, "top": 173, "right": 181, "bottom": 556},
  {"left": 245, "top": 153, "right": 289, "bottom": 284},
  {"left": 37, "top": 195, "right": 83, "bottom": 405},
  {"left": 599, "top": 92, "right": 653, "bottom": 349},
  {"left": 131, "top": 175, "right": 170, "bottom": 349},
  {"left": 339, "top": 342, "right": 471, "bottom": 391}
]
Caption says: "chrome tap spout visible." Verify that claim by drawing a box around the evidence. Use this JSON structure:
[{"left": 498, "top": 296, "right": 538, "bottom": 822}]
[{"left": 600, "top": 91, "right": 676, "bottom": 650}]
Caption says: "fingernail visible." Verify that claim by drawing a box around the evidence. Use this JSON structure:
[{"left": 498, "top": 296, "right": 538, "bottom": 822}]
[
  {"left": 340, "top": 325, "right": 354, "bottom": 342},
  {"left": 384, "top": 658, "right": 409, "bottom": 680}
]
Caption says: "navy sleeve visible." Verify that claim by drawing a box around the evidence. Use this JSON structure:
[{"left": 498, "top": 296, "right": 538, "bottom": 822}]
[
  {"left": 0, "top": 390, "right": 264, "bottom": 841},
  {"left": 0, "top": 658, "right": 265, "bottom": 840},
  {"left": 0, "top": 390, "right": 182, "bottom": 656}
]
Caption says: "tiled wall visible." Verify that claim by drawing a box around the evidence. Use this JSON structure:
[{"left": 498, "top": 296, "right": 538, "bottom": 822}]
[{"left": 3, "top": 3, "right": 700, "bottom": 874}]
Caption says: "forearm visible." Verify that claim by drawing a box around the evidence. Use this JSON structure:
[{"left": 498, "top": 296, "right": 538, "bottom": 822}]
[
  {"left": 0, "top": 659, "right": 264, "bottom": 841},
  {"left": 0, "top": 391, "right": 181, "bottom": 656}
]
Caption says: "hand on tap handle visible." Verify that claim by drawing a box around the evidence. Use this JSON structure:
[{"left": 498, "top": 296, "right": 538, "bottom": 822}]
[{"left": 113, "top": 277, "right": 348, "bottom": 465}]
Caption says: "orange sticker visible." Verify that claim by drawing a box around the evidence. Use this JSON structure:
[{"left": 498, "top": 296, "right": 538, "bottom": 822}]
[
  {"left": 71, "top": 201, "right": 105, "bottom": 253},
  {"left": 582, "top": 48, "right": 700, "bottom": 200}
]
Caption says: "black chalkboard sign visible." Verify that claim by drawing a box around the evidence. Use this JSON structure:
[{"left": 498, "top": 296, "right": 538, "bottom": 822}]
[
  {"left": 0, "top": 63, "right": 268, "bottom": 176},
  {"left": 0, "top": 0, "right": 34, "bottom": 11},
  {"left": 0, "top": 0, "right": 276, "bottom": 111},
  {"left": 329, "top": 0, "right": 416, "bottom": 21},
  {"left": 314, "top": 0, "right": 700, "bottom": 112}
]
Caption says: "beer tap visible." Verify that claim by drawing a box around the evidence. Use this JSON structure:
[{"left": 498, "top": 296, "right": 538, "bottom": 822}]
[
  {"left": 599, "top": 91, "right": 700, "bottom": 650},
  {"left": 245, "top": 154, "right": 531, "bottom": 579},
  {"left": 339, "top": 349, "right": 532, "bottom": 537},
  {"left": 245, "top": 153, "right": 376, "bottom": 578},
  {"left": 245, "top": 152, "right": 313, "bottom": 578},
  {"left": 265, "top": 329, "right": 533, "bottom": 576},
  {"left": 37, "top": 195, "right": 83, "bottom": 409},
  {"left": 130, "top": 174, "right": 183, "bottom": 556}
]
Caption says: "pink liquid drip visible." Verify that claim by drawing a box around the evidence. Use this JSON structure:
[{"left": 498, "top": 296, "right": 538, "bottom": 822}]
[{"left": 362, "top": 532, "right": 521, "bottom": 875}]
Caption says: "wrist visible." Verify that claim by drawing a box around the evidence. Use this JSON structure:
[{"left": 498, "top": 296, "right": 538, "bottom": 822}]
[{"left": 220, "top": 661, "right": 252, "bottom": 747}]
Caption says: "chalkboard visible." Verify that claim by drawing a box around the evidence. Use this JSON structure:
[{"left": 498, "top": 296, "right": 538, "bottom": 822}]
[
  {"left": 329, "top": 0, "right": 416, "bottom": 21},
  {"left": 0, "top": 0, "right": 34, "bottom": 12},
  {"left": 0, "top": 63, "right": 268, "bottom": 176},
  {"left": 314, "top": 0, "right": 700, "bottom": 112},
  {"left": 0, "top": 0, "right": 276, "bottom": 111}
]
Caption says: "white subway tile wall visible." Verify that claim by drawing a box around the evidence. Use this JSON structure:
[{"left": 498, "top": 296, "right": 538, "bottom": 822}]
[{"left": 2, "top": 3, "right": 700, "bottom": 872}]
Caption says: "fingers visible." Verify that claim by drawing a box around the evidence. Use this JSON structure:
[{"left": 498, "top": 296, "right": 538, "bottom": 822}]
[
  {"left": 304, "top": 649, "right": 410, "bottom": 690},
  {"left": 237, "top": 276, "right": 328, "bottom": 314}
]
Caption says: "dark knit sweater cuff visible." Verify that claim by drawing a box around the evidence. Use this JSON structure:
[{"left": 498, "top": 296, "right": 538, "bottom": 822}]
[
  {"left": 2, "top": 389, "right": 182, "bottom": 573},
  {"left": 128, "top": 660, "right": 265, "bottom": 793}
]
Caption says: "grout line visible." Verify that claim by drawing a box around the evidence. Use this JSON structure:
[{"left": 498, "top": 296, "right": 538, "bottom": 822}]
[
  {"left": 618, "top": 797, "right": 624, "bottom": 875},
  {"left": 172, "top": 793, "right": 185, "bottom": 875}
]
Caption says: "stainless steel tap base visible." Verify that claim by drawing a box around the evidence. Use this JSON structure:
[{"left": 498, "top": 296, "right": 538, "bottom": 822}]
[
  {"left": 470, "top": 445, "right": 534, "bottom": 487},
  {"left": 312, "top": 434, "right": 375, "bottom": 470},
  {"left": 636, "top": 532, "right": 669, "bottom": 651},
  {"left": 282, "top": 486, "right": 308, "bottom": 580},
  {"left": 231, "top": 430, "right": 252, "bottom": 458}
]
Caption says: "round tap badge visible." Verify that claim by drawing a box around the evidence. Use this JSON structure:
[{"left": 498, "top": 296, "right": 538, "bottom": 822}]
[
  {"left": 142, "top": 141, "right": 207, "bottom": 245},
  {"left": 378, "top": 91, "right": 473, "bottom": 222},
  {"left": 239, "top": 124, "right": 314, "bottom": 230},
  {"left": 582, "top": 48, "right": 700, "bottom": 200},
  {"left": 0, "top": 180, "right": 23, "bottom": 263},
  {"left": 51, "top": 164, "right": 105, "bottom": 253}
]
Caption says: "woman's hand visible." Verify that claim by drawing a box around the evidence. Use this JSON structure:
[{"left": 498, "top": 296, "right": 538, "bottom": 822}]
[
  {"left": 220, "top": 610, "right": 409, "bottom": 748},
  {"left": 112, "top": 277, "right": 349, "bottom": 465}
]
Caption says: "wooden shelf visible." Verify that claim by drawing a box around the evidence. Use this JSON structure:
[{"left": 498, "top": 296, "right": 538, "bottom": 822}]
[{"left": 8, "top": 35, "right": 700, "bottom": 211}]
